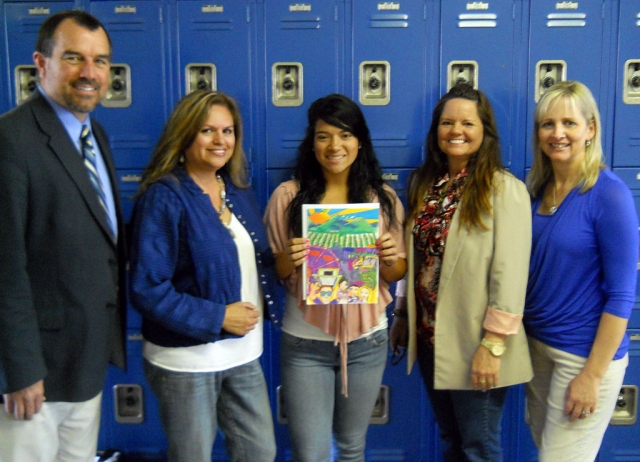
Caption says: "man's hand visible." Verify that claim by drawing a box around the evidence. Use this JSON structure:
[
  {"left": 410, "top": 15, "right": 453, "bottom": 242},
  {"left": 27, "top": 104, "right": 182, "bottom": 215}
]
[{"left": 3, "top": 380, "right": 45, "bottom": 420}]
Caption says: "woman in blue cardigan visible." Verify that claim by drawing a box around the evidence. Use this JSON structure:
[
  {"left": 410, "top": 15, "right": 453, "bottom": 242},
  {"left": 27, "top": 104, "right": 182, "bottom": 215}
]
[
  {"left": 129, "top": 91, "right": 279, "bottom": 462},
  {"left": 525, "top": 80, "right": 638, "bottom": 461}
]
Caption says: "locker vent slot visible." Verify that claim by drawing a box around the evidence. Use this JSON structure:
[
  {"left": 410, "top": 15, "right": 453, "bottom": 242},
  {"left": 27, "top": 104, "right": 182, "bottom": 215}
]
[
  {"left": 459, "top": 14, "right": 496, "bottom": 20},
  {"left": 547, "top": 11, "right": 586, "bottom": 27},
  {"left": 459, "top": 21, "right": 496, "bottom": 28},
  {"left": 458, "top": 13, "right": 497, "bottom": 28},
  {"left": 547, "top": 20, "right": 586, "bottom": 27},
  {"left": 370, "top": 14, "right": 408, "bottom": 28}
]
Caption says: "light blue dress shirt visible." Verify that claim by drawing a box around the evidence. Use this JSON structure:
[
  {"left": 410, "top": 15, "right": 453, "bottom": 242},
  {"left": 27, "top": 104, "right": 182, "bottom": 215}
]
[{"left": 38, "top": 87, "right": 118, "bottom": 238}]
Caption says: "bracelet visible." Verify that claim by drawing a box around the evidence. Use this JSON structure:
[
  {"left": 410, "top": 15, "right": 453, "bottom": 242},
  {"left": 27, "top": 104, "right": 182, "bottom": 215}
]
[{"left": 392, "top": 308, "right": 408, "bottom": 319}]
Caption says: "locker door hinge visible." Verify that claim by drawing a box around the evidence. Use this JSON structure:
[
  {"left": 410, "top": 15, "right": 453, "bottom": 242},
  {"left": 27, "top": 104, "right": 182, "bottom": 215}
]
[
  {"left": 335, "top": 5, "right": 338, "bottom": 22},
  {"left": 159, "top": 7, "right": 163, "bottom": 24},
  {"left": 247, "top": 6, "right": 251, "bottom": 23}
]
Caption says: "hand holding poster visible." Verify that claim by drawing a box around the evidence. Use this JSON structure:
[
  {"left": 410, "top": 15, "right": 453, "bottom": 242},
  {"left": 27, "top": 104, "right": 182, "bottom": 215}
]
[{"left": 302, "top": 204, "right": 380, "bottom": 305}]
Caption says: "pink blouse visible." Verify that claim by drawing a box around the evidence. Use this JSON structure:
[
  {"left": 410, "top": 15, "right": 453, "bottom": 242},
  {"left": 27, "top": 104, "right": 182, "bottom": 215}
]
[{"left": 264, "top": 180, "right": 406, "bottom": 393}]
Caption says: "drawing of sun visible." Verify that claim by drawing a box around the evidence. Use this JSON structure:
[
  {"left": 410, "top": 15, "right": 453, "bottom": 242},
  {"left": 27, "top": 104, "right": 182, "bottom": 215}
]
[{"left": 308, "top": 211, "right": 331, "bottom": 225}]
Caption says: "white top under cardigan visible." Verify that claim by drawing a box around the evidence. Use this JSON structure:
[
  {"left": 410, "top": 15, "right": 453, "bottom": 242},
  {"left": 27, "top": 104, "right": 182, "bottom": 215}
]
[{"left": 144, "top": 213, "right": 263, "bottom": 372}]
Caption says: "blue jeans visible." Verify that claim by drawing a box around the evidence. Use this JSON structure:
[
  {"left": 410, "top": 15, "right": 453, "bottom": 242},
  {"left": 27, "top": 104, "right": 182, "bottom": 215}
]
[
  {"left": 144, "top": 358, "right": 276, "bottom": 462},
  {"left": 417, "top": 344, "right": 508, "bottom": 462},
  {"left": 280, "top": 329, "right": 388, "bottom": 462}
]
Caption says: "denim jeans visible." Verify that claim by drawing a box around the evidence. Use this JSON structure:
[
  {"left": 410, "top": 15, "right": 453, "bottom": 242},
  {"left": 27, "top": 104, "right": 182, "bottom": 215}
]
[
  {"left": 280, "top": 329, "right": 388, "bottom": 462},
  {"left": 144, "top": 358, "right": 276, "bottom": 462},
  {"left": 417, "top": 344, "right": 508, "bottom": 462}
]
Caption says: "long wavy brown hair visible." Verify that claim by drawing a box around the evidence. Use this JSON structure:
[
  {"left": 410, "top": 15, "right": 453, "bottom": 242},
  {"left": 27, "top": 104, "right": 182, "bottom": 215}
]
[
  {"left": 138, "top": 90, "right": 248, "bottom": 194},
  {"left": 407, "top": 84, "right": 504, "bottom": 230}
]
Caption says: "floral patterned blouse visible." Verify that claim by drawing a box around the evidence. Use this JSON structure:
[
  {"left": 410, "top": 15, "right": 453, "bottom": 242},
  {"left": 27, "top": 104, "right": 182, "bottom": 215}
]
[{"left": 412, "top": 169, "right": 468, "bottom": 347}]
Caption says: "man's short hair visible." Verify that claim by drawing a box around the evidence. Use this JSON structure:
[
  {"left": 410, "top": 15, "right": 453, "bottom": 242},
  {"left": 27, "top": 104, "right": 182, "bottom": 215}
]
[{"left": 35, "top": 10, "right": 112, "bottom": 57}]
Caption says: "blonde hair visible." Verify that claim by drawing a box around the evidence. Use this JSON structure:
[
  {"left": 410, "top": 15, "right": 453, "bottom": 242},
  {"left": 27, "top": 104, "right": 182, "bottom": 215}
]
[
  {"left": 139, "top": 91, "right": 248, "bottom": 194},
  {"left": 527, "top": 80, "right": 604, "bottom": 197}
]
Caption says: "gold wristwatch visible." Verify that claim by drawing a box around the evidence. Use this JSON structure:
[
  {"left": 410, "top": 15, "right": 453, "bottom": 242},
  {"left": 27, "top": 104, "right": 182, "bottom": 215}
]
[{"left": 481, "top": 338, "right": 506, "bottom": 357}]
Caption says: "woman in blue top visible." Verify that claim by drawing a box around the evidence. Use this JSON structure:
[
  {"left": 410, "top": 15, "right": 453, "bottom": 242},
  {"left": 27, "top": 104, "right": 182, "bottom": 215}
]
[
  {"left": 129, "top": 91, "right": 279, "bottom": 462},
  {"left": 525, "top": 80, "right": 638, "bottom": 461}
]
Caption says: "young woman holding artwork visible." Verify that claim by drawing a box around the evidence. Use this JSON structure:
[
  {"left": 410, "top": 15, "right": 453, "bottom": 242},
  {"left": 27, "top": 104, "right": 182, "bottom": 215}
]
[{"left": 264, "top": 93, "right": 406, "bottom": 461}]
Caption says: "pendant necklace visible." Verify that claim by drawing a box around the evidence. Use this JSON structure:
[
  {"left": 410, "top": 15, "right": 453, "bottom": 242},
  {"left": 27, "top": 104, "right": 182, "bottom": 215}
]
[
  {"left": 549, "top": 186, "right": 558, "bottom": 215},
  {"left": 216, "top": 174, "right": 235, "bottom": 239}
]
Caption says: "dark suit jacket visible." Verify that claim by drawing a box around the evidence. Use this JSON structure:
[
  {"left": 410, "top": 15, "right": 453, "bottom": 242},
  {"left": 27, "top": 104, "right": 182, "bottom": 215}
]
[{"left": 0, "top": 90, "right": 126, "bottom": 402}]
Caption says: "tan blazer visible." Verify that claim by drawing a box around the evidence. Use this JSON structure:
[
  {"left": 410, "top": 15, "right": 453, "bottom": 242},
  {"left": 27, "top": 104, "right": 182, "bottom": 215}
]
[{"left": 405, "top": 170, "right": 533, "bottom": 390}]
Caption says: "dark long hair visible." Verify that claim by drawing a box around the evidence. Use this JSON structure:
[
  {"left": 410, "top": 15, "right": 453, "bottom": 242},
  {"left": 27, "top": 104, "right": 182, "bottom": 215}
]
[
  {"left": 408, "top": 84, "right": 503, "bottom": 229},
  {"left": 287, "top": 94, "right": 398, "bottom": 237}
]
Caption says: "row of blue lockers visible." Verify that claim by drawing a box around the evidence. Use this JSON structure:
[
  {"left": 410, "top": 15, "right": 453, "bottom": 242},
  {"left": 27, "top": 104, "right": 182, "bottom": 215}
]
[
  {"left": 1, "top": 0, "right": 639, "bottom": 205},
  {"left": 1, "top": 0, "right": 639, "bottom": 460}
]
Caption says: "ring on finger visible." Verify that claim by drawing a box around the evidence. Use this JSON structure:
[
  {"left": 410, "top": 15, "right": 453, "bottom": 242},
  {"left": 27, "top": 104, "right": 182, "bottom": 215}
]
[{"left": 579, "top": 411, "right": 590, "bottom": 419}]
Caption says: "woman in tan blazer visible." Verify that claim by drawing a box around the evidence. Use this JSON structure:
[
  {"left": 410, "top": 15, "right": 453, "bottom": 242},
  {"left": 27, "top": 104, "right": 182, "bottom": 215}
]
[{"left": 390, "top": 84, "right": 533, "bottom": 462}]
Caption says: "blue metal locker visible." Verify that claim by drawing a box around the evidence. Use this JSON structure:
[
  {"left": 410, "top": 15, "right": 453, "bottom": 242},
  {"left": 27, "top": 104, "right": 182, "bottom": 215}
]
[
  {"left": 440, "top": 3, "right": 531, "bottom": 460},
  {"left": 605, "top": 4, "right": 640, "bottom": 454},
  {"left": 88, "top": 3, "right": 170, "bottom": 455},
  {"left": 3, "top": 2, "right": 76, "bottom": 108},
  {"left": 89, "top": 1, "right": 168, "bottom": 172},
  {"left": 611, "top": 0, "right": 640, "bottom": 168},
  {"left": 98, "top": 333, "right": 167, "bottom": 459},
  {"left": 609, "top": 192, "right": 640, "bottom": 331},
  {"left": 441, "top": 0, "right": 527, "bottom": 180},
  {"left": 349, "top": 0, "right": 430, "bottom": 169},
  {"left": 349, "top": 1, "right": 435, "bottom": 460},
  {"left": 263, "top": 0, "right": 345, "bottom": 184},
  {"left": 525, "top": 0, "right": 612, "bottom": 168},
  {"left": 262, "top": 3, "right": 348, "bottom": 459},
  {"left": 598, "top": 331, "right": 640, "bottom": 461},
  {"left": 174, "top": 0, "right": 258, "bottom": 164}
]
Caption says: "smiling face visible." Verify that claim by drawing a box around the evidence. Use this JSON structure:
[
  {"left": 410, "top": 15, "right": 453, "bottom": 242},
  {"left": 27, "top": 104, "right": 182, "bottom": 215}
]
[
  {"left": 359, "top": 287, "right": 370, "bottom": 302},
  {"left": 437, "top": 98, "right": 484, "bottom": 173},
  {"left": 34, "top": 18, "right": 111, "bottom": 121},
  {"left": 537, "top": 98, "right": 595, "bottom": 169},
  {"left": 314, "top": 119, "right": 360, "bottom": 181},
  {"left": 184, "top": 104, "right": 236, "bottom": 177},
  {"left": 319, "top": 286, "right": 334, "bottom": 304}
]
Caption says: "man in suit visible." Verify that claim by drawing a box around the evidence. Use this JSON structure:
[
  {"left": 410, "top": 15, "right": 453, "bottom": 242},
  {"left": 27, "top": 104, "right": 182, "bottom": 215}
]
[{"left": 0, "top": 10, "right": 126, "bottom": 461}]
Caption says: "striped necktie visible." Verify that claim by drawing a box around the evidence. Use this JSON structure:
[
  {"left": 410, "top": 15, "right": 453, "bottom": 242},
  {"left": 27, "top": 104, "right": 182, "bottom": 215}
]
[{"left": 81, "top": 124, "right": 115, "bottom": 238}]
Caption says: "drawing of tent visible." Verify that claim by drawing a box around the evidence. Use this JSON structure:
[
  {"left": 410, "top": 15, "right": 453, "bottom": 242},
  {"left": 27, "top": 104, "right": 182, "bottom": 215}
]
[{"left": 308, "top": 216, "right": 377, "bottom": 248}]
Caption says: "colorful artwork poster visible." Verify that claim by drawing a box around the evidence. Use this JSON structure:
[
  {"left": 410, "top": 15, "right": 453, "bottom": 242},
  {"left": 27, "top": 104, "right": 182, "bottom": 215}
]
[{"left": 302, "top": 203, "right": 380, "bottom": 305}]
